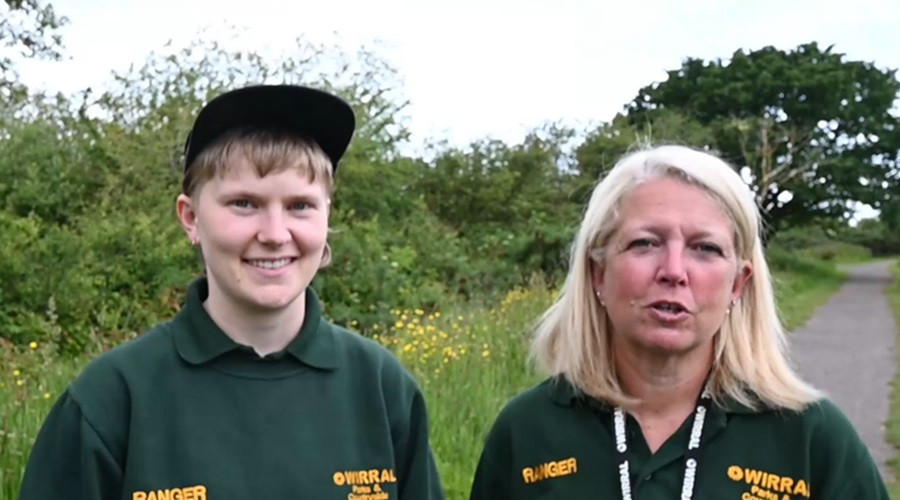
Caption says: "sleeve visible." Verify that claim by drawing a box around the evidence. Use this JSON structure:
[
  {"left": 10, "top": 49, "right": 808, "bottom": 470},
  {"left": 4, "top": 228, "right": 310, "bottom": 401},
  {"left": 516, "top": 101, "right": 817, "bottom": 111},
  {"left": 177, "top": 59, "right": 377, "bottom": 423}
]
[
  {"left": 393, "top": 377, "right": 445, "bottom": 500},
  {"left": 808, "top": 399, "right": 889, "bottom": 500},
  {"left": 469, "top": 415, "right": 513, "bottom": 500},
  {"left": 18, "top": 390, "right": 124, "bottom": 500}
]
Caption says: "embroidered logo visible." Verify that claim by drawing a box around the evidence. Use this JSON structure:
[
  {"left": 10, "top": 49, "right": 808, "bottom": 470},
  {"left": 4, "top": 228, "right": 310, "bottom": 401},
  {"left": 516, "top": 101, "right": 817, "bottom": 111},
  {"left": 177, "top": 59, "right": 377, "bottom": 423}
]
[
  {"left": 521, "top": 457, "right": 578, "bottom": 484},
  {"left": 726, "top": 465, "right": 811, "bottom": 499},
  {"left": 132, "top": 485, "right": 207, "bottom": 500},
  {"left": 332, "top": 468, "right": 397, "bottom": 499}
]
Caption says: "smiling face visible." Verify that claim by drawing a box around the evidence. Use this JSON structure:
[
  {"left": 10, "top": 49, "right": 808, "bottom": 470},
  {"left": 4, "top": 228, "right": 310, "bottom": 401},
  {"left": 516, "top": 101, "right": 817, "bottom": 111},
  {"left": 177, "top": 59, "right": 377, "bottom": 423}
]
[
  {"left": 177, "top": 154, "right": 330, "bottom": 319},
  {"left": 591, "top": 177, "right": 752, "bottom": 359}
]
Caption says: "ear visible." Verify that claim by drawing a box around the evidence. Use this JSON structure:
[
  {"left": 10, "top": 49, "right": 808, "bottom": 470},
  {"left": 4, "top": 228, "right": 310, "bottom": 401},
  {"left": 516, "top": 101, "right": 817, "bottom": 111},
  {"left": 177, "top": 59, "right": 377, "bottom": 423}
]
[
  {"left": 319, "top": 242, "right": 332, "bottom": 269},
  {"left": 590, "top": 260, "right": 606, "bottom": 301},
  {"left": 731, "top": 260, "right": 753, "bottom": 301},
  {"left": 176, "top": 194, "right": 200, "bottom": 245}
]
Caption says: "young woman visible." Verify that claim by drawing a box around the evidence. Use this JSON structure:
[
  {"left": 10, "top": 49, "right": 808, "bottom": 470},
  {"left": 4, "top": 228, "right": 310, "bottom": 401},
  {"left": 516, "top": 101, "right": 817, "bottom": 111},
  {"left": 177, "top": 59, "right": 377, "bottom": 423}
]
[{"left": 19, "top": 85, "right": 445, "bottom": 500}]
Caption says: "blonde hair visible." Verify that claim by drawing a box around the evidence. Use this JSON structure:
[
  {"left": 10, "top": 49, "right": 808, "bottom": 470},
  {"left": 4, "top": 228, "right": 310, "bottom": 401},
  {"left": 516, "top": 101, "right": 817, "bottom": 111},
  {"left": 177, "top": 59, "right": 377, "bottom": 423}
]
[
  {"left": 182, "top": 128, "right": 334, "bottom": 197},
  {"left": 532, "top": 145, "right": 820, "bottom": 411}
]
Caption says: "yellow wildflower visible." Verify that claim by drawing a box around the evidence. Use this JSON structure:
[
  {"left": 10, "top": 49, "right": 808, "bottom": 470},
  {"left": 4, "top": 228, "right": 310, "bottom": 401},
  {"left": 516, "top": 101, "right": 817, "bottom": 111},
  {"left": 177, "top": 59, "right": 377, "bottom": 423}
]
[{"left": 29, "top": 341, "right": 39, "bottom": 349}]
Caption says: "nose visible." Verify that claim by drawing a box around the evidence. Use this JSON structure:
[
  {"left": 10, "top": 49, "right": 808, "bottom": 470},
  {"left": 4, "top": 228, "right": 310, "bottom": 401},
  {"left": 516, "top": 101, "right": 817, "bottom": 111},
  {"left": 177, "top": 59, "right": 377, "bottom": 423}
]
[
  {"left": 256, "top": 209, "right": 291, "bottom": 246},
  {"left": 656, "top": 244, "right": 688, "bottom": 286}
]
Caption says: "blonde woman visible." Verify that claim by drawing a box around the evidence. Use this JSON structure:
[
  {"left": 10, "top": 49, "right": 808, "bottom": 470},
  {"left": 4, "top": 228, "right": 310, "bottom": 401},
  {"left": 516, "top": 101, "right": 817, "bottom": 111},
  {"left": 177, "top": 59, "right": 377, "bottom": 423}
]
[{"left": 470, "top": 145, "right": 887, "bottom": 499}]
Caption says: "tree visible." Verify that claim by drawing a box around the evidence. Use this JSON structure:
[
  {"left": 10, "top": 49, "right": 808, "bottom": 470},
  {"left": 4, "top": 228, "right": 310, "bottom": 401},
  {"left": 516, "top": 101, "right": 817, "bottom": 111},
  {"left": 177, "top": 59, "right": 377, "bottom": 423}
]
[
  {"left": 1, "top": 0, "right": 66, "bottom": 100},
  {"left": 417, "top": 125, "right": 582, "bottom": 282},
  {"left": 576, "top": 109, "right": 715, "bottom": 181},
  {"left": 626, "top": 42, "right": 900, "bottom": 235}
]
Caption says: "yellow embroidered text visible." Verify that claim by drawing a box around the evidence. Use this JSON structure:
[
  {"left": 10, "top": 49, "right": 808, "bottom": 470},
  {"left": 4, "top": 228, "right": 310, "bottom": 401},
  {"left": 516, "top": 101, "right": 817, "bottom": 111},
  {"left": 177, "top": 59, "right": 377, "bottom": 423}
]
[
  {"left": 727, "top": 465, "right": 811, "bottom": 499},
  {"left": 333, "top": 469, "right": 397, "bottom": 486},
  {"left": 521, "top": 457, "right": 578, "bottom": 484},
  {"left": 132, "top": 485, "right": 207, "bottom": 500}
]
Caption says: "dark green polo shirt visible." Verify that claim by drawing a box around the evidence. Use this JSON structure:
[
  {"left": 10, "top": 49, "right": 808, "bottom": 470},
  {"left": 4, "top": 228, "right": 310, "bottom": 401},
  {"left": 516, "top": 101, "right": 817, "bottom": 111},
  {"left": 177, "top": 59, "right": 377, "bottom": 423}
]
[
  {"left": 470, "top": 377, "right": 887, "bottom": 499},
  {"left": 19, "top": 278, "right": 444, "bottom": 500}
]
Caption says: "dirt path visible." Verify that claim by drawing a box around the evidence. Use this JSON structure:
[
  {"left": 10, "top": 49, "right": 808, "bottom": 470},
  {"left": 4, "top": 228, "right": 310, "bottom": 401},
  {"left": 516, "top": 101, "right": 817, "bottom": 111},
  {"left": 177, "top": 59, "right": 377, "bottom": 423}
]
[{"left": 789, "top": 260, "right": 897, "bottom": 480}]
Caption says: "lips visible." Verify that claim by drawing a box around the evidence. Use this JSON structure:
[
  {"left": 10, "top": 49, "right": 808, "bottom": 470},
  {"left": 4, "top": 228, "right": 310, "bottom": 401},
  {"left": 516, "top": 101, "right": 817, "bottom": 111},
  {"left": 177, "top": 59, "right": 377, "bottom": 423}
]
[
  {"left": 243, "top": 258, "right": 297, "bottom": 270},
  {"left": 646, "top": 300, "right": 692, "bottom": 322},
  {"left": 648, "top": 300, "right": 689, "bottom": 314}
]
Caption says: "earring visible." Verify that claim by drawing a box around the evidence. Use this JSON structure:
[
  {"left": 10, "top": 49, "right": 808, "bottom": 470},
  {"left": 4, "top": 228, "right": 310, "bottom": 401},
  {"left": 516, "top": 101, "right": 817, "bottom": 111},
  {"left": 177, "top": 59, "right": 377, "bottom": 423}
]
[{"left": 595, "top": 290, "right": 605, "bottom": 307}]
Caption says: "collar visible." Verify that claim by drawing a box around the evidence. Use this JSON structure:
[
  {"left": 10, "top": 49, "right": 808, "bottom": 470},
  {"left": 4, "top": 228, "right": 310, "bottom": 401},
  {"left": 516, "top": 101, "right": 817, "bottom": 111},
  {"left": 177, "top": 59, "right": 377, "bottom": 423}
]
[
  {"left": 172, "top": 278, "right": 338, "bottom": 370},
  {"left": 546, "top": 375, "right": 761, "bottom": 415}
]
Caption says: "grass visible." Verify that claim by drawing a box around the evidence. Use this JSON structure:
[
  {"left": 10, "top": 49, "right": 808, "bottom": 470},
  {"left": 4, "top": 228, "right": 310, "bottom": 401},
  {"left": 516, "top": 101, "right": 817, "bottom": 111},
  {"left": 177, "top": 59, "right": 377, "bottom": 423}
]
[
  {"left": 0, "top": 342, "right": 83, "bottom": 500},
  {"left": 0, "top": 253, "right": 851, "bottom": 500},
  {"left": 883, "top": 260, "right": 900, "bottom": 498},
  {"left": 769, "top": 249, "right": 847, "bottom": 330}
]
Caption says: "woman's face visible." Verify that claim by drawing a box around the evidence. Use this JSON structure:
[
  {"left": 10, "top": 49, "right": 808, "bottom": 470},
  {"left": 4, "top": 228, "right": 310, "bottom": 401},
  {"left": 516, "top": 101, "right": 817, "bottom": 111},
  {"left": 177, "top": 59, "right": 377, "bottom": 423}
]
[
  {"left": 592, "top": 177, "right": 751, "bottom": 357},
  {"left": 177, "top": 156, "right": 330, "bottom": 316}
]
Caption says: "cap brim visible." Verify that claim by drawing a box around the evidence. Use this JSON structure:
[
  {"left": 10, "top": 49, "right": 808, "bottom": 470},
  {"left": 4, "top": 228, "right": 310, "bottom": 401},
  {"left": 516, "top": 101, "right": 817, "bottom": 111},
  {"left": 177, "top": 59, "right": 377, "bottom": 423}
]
[{"left": 184, "top": 85, "right": 355, "bottom": 174}]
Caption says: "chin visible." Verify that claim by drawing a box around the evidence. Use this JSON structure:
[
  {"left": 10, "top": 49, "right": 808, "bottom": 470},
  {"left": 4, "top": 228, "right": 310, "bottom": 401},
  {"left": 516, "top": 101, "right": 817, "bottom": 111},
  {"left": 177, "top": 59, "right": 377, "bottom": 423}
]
[
  {"left": 638, "top": 330, "right": 703, "bottom": 354},
  {"left": 246, "top": 288, "right": 305, "bottom": 311}
]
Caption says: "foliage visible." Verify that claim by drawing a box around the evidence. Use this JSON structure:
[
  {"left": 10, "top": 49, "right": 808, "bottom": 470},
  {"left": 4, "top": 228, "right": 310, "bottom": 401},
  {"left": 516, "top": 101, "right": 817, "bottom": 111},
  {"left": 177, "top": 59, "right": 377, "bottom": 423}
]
[
  {"left": 1, "top": 33, "right": 896, "bottom": 363},
  {"left": 0, "top": 0, "right": 66, "bottom": 102},
  {"left": 624, "top": 42, "right": 900, "bottom": 236}
]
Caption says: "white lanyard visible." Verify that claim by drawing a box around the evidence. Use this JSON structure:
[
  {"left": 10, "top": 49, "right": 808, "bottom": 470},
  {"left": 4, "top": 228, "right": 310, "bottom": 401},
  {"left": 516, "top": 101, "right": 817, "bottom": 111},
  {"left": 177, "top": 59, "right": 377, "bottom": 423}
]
[{"left": 613, "top": 387, "right": 711, "bottom": 500}]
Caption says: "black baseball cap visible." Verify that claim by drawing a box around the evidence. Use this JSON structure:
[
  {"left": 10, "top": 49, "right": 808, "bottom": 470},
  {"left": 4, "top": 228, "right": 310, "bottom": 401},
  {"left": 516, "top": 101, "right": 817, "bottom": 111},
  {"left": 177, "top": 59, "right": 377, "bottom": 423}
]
[{"left": 183, "top": 84, "right": 356, "bottom": 174}]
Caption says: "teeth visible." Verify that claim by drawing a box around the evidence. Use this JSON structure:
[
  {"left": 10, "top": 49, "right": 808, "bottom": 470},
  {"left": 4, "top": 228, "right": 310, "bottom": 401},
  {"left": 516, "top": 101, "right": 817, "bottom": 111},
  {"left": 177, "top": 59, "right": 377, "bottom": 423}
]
[
  {"left": 655, "top": 303, "right": 683, "bottom": 312},
  {"left": 247, "top": 258, "right": 292, "bottom": 270}
]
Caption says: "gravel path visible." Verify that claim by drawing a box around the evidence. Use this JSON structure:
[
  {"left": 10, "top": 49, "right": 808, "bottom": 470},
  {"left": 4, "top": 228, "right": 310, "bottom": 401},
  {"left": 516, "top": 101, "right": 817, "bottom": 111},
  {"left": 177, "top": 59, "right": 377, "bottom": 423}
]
[{"left": 789, "top": 260, "right": 897, "bottom": 480}]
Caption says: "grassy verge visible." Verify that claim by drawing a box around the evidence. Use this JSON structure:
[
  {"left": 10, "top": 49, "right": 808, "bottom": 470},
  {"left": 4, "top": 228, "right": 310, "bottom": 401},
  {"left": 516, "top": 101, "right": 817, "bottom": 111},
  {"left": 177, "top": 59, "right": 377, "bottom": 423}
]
[
  {"left": 769, "top": 249, "right": 847, "bottom": 330},
  {"left": 0, "top": 342, "right": 84, "bottom": 500},
  {"left": 883, "top": 260, "right": 900, "bottom": 498},
  {"left": 0, "top": 254, "right": 850, "bottom": 499}
]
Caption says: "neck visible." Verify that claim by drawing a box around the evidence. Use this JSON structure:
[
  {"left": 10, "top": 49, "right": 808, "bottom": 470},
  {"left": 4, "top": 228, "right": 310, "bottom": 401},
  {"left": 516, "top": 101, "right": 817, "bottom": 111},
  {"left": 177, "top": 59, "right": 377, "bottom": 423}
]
[
  {"left": 614, "top": 343, "right": 712, "bottom": 453},
  {"left": 204, "top": 290, "right": 307, "bottom": 357},
  {"left": 615, "top": 344, "right": 712, "bottom": 415}
]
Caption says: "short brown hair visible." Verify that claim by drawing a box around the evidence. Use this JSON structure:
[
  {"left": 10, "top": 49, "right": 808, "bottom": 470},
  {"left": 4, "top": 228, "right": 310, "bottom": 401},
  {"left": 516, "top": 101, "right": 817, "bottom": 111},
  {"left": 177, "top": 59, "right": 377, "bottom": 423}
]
[{"left": 182, "top": 129, "right": 334, "bottom": 197}]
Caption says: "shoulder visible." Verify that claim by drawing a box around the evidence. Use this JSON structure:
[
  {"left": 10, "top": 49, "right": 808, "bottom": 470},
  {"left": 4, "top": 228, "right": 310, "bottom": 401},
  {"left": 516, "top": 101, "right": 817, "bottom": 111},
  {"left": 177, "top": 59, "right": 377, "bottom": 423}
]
[
  {"left": 72, "top": 322, "right": 175, "bottom": 388},
  {"left": 328, "top": 323, "right": 421, "bottom": 390},
  {"left": 68, "top": 323, "right": 175, "bottom": 415},
  {"left": 484, "top": 377, "right": 572, "bottom": 438},
  {"left": 797, "top": 398, "right": 888, "bottom": 496},
  {"left": 798, "top": 398, "right": 868, "bottom": 450},
  {"left": 54, "top": 322, "right": 174, "bottom": 452}
]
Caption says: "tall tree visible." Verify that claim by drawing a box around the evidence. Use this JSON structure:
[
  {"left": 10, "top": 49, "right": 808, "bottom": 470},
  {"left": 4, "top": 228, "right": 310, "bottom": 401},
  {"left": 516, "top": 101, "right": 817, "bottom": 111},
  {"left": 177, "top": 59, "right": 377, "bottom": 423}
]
[
  {"left": 626, "top": 42, "right": 900, "bottom": 235},
  {"left": 1, "top": 0, "right": 66, "bottom": 100}
]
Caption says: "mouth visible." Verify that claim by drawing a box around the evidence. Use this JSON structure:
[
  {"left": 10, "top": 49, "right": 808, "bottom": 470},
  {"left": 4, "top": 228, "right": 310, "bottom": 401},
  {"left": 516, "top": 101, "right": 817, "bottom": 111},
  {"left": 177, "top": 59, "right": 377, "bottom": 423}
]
[
  {"left": 648, "top": 301, "right": 690, "bottom": 314},
  {"left": 243, "top": 258, "right": 296, "bottom": 270}
]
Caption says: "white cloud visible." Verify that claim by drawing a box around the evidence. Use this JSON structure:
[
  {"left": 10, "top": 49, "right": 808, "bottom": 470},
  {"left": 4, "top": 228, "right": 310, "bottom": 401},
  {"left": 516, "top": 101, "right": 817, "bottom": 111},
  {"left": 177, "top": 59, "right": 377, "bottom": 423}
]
[{"left": 14, "top": 0, "right": 900, "bottom": 148}]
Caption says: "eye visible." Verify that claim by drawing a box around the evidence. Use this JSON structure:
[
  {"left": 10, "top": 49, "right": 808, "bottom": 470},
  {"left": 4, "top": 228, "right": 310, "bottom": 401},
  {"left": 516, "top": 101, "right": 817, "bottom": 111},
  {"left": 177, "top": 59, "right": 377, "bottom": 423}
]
[
  {"left": 289, "top": 201, "right": 310, "bottom": 211},
  {"left": 230, "top": 199, "right": 254, "bottom": 209},
  {"left": 627, "top": 238, "right": 657, "bottom": 249},
  {"left": 694, "top": 242, "right": 724, "bottom": 256}
]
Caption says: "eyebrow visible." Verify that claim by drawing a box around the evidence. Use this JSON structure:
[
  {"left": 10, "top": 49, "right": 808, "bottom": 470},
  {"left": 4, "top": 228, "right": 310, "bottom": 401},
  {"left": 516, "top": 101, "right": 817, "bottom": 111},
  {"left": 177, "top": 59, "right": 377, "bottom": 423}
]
[{"left": 627, "top": 224, "right": 730, "bottom": 241}]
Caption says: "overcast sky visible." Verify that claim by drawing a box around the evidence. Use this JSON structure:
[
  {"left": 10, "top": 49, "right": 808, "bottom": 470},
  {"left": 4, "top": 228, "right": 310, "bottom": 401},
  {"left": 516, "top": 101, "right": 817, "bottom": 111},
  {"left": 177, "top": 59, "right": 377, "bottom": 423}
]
[{"left": 14, "top": 0, "right": 900, "bottom": 149}]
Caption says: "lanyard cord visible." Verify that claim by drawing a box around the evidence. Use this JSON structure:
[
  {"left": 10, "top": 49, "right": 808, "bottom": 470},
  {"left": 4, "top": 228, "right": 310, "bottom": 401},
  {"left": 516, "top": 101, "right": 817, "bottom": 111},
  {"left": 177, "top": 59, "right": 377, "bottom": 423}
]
[{"left": 613, "top": 386, "right": 712, "bottom": 500}]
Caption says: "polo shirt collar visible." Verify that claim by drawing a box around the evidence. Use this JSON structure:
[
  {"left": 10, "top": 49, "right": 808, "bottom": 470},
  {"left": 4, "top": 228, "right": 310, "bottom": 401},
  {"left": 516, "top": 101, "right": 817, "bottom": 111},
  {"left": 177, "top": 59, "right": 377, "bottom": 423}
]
[
  {"left": 547, "top": 375, "right": 761, "bottom": 415},
  {"left": 172, "top": 278, "right": 338, "bottom": 370}
]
